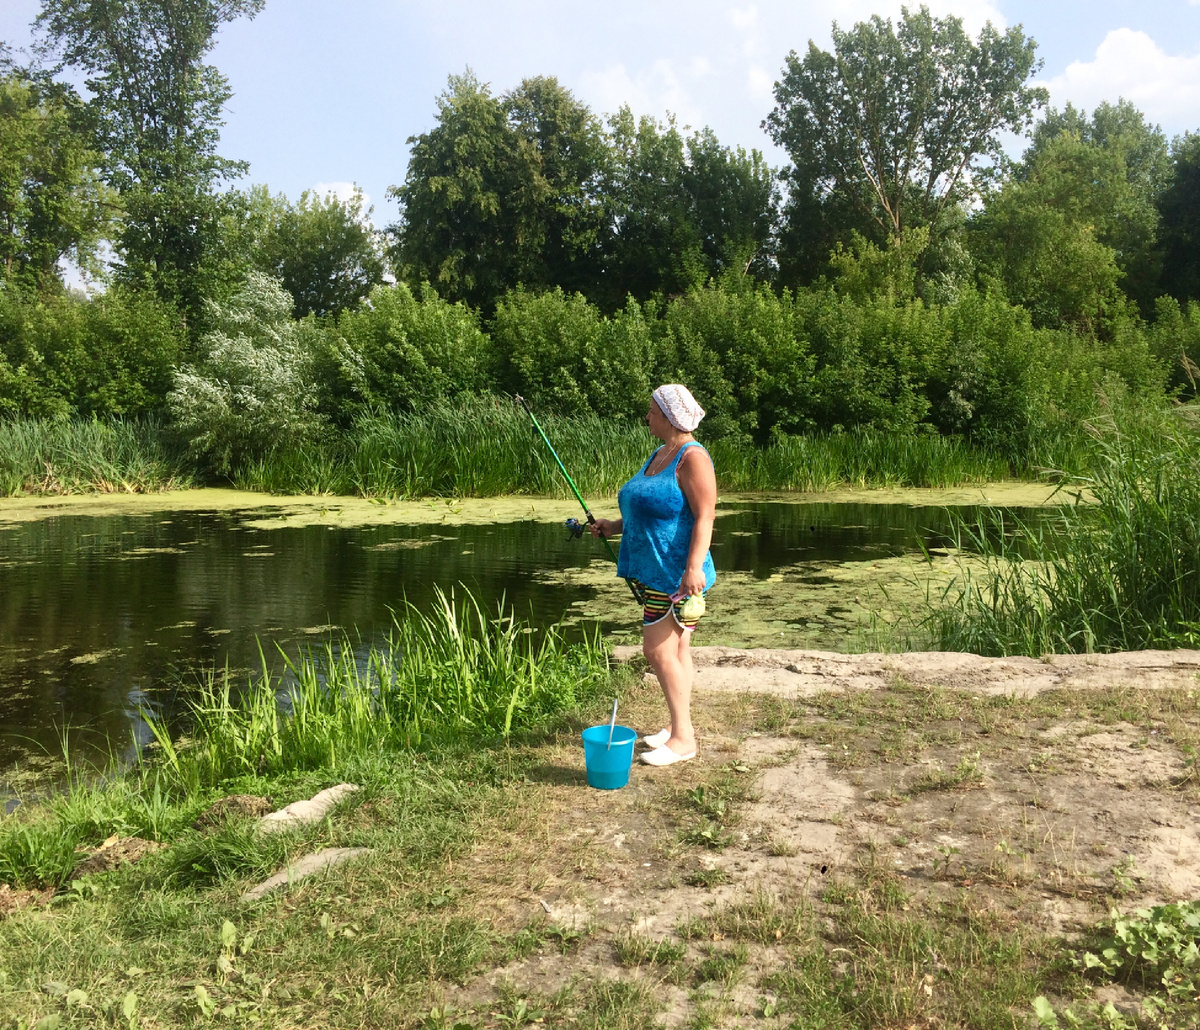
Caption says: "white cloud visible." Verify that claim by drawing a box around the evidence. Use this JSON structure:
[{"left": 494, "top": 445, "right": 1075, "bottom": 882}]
[
  {"left": 579, "top": 59, "right": 703, "bottom": 128},
  {"left": 310, "top": 181, "right": 367, "bottom": 206},
  {"left": 730, "top": 5, "right": 758, "bottom": 31},
  {"left": 1046, "top": 29, "right": 1200, "bottom": 132},
  {"left": 747, "top": 66, "right": 775, "bottom": 104}
]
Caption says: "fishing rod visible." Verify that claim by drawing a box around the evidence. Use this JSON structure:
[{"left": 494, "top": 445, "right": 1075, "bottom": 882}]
[{"left": 515, "top": 395, "right": 646, "bottom": 607}]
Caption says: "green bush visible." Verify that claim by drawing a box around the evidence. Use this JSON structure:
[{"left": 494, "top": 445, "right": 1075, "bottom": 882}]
[
  {"left": 168, "top": 272, "right": 327, "bottom": 474},
  {"left": 326, "top": 281, "right": 491, "bottom": 419},
  {"left": 798, "top": 289, "right": 934, "bottom": 435},
  {"left": 653, "top": 278, "right": 817, "bottom": 441},
  {"left": 1147, "top": 296, "right": 1200, "bottom": 398},
  {"left": 490, "top": 287, "right": 656, "bottom": 420},
  {"left": 0, "top": 285, "right": 185, "bottom": 419}
]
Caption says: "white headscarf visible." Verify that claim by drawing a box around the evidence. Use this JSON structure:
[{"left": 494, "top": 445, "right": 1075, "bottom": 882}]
[{"left": 652, "top": 384, "right": 706, "bottom": 433}]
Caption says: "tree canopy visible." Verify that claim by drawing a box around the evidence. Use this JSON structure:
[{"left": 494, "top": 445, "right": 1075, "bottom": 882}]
[
  {"left": 33, "top": 0, "right": 265, "bottom": 318},
  {"left": 0, "top": 59, "right": 111, "bottom": 289},
  {"left": 1020, "top": 99, "right": 1169, "bottom": 313},
  {"left": 765, "top": 5, "right": 1047, "bottom": 281},
  {"left": 389, "top": 72, "right": 777, "bottom": 313},
  {"left": 1157, "top": 133, "right": 1200, "bottom": 307}
]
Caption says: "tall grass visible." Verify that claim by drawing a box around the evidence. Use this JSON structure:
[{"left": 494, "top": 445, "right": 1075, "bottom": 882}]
[
  {"left": 143, "top": 587, "right": 613, "bottom": 789},
  {"left": 711, "top": 429, "right": 1011, "bottom": 490},
  {"left": 926, "top": 405, "right": 1200, "bottom": 654},
  {"left": 231, "top": 398, "right": 1028, "bottom": 497},
  {"left": 2, "top": 402, "right": 1088, "bottom": 499},
  {"left": 0, "top": 417, "right": 192, "bottom": 495}
]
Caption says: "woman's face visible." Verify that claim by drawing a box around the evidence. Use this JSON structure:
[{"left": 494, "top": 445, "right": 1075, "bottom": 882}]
[{"left": 645, "top": 399, "right": 671, "bottom": 440}]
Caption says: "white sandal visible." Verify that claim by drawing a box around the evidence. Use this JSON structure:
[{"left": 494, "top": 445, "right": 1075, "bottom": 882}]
[
  {"left": 640, "top": 744, "right": 696, "bottom": 767},
  {"left": 642, "top": 728, "right": 670, "bottom": 748}
]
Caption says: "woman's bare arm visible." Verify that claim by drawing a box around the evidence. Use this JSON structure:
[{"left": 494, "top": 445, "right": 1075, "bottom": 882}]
[{"left": 677, "top": 446, "right": 716, "bottom": 596}]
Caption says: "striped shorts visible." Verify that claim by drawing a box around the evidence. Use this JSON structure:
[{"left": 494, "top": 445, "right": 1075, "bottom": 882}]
[{"left": 636, "top": 582, "right": 706, "bottom": 630}]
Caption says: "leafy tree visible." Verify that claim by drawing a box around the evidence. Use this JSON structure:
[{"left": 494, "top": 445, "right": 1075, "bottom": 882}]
[
  {"left": 1022, "top": 99, "right": 1169, "bottom": 313},
  {"left": 502, "top": 75, "right": 611, "bottom": 297},
  {"left": 600, "top": 110, "right": 777, "bottom": 309},
  {"left": 0, "top": 58, "right": 111, "bottom": 289},
  {"left": 601, "top": 108, "right": 705, "bottom": 306},
  {"left": 253, "top": 186, "right": 384, "bottom": 319},
  {"left": 34, "top": 0, "right": 266, "bottom": 320},
  {"left": 391, "top": 73, "right": 778, "bottom": 312},
  {"left": 1158, "top": 132, "right": 1200, "bottom": 305},
  {"left": 388, "top": 71, "right": 543, "bottom": 311},
  {"left": 970, "top": 132, "right": 1126, "bottom": 332},
  {"left": 765, "top": 5, "right": 1046, "bottom": 283}
]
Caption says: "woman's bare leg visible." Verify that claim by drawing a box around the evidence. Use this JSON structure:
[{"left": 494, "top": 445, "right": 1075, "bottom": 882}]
[{"left": 642, "top": 615, "right": 696, "bottom": 754}]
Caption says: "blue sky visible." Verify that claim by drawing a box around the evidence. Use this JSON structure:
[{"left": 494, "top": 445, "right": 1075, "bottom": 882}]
[{"left": 3, "top": 0, "right": 1199, "bottom": 228}]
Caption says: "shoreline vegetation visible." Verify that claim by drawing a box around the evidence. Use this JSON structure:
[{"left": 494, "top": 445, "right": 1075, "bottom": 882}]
[{"left": 3, "top": 405, "right": 1070, "bottom": 502}]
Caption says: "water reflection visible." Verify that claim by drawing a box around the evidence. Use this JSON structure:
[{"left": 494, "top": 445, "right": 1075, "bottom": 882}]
[{"left": 0, "top": 499, "right": 1035, "bottom": 768}]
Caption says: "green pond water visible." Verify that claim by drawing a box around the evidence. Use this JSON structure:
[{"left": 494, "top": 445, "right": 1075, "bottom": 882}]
[{"left": 0, "top": 493, "right": 1051, "bottom": 772}]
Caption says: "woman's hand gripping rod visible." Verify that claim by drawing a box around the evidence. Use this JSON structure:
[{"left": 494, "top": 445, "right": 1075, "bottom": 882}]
[{"left": 514, "top": 395, "right": 646, "bottom": 607}]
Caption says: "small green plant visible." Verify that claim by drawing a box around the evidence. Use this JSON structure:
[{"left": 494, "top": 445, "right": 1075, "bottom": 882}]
[
  {"left": 1076, "top": 902, "right": 1200, "bottom": 1000},
  {"left": 685, "top": 785, "right": 727, "bottom": 820},
  {"left": 932, "top": 844, "right": 963, "bottom": 879},
  {"left": 1110, "top": 856, "right": 1140, "bottom": 896},
  {"left": 685, "top": 866, "right": 731, "bottom": 889},
  {"left": 684, "top": 819, "right": 732, "bottom": 850}
]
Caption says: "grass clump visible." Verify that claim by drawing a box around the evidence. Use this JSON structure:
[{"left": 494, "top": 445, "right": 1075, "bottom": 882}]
[
  {"left": 0, "top": 417, "right": 192, "bottom": 495},
  {"left": 925, "top": 402, "right": 1200, "bottom": 654},
  {"left": 146, "top": 586, "right": 613, "bottom": 790}
]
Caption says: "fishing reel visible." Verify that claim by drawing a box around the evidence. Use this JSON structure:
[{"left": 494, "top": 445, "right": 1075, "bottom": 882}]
[{"left": 565, "top": 517, "right": 586, "bottom": 540}]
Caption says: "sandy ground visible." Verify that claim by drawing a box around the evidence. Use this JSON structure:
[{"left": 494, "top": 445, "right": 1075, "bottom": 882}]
[
  {"left": 612, "top": 645, "right": 1200, "bottom": 698},
  {"left": 442, "top": 647, "right": 1200, "bottom": 1026}
]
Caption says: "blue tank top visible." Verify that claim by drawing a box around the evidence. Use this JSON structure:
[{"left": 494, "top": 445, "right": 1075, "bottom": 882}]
[{"left": 616, "top": 442, "right": 717, "bottom": 596}]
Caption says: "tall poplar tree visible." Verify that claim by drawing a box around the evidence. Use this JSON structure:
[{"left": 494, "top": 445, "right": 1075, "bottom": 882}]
[
  {"left": 34, "top": 0, "right": 265, "bottom": 320},
  {"left": 765, "top": 5, "right": 1046, "bottom": 283}
]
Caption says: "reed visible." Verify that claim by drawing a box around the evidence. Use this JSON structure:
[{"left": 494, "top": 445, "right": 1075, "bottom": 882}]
[
  {"left": 0, "top": 417, "right": 192, "bottom": 495},
  {"left": 144, "top": 587, "right": 614, "bottom": 788},
  {"left": 926, "top": 405, "right": 1200, "bottom": 654},
  {"left": 3, "top": 403, "right": 1087, "bottom": 499},
  {"left": 710, "top": 429, "right": 1011, "bottom": 491},
  {"left": 230, "top": 401, "right": 1029, "bottom": 498}
]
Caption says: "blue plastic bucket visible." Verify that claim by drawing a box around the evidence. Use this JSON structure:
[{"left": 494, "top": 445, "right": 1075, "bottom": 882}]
[{"left": 581, "top": 724, "right": 637, "bottom": 790}]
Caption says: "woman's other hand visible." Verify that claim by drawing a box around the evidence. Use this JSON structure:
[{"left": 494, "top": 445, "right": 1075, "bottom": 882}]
[{"left": 678, "top": 563, "right": 707, "bottom": 599}]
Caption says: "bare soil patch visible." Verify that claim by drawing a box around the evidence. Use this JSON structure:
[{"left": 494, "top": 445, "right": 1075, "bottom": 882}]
[{"left": 433, "top": 648, "right": 1200, "bottom": 1028}]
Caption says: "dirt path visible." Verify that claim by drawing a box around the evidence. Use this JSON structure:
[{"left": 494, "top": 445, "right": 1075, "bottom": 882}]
[{"left": 442, "top": 648, "right": 1200, "bottom": 1027}]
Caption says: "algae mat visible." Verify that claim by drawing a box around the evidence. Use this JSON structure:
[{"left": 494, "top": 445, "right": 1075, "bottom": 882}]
[{"left": 0, "top": 482, "right": 1070, "bottom": 529}]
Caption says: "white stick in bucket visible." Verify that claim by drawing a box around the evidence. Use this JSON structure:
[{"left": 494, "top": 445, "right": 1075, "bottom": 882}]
[{"left": 606, "top": 698, "right": 619, "bottom": 749}]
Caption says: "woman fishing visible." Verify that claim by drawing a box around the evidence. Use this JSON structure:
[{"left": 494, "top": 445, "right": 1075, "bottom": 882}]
[{"left": 591, "top": 384, "right": 716, "bottom": 767}]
